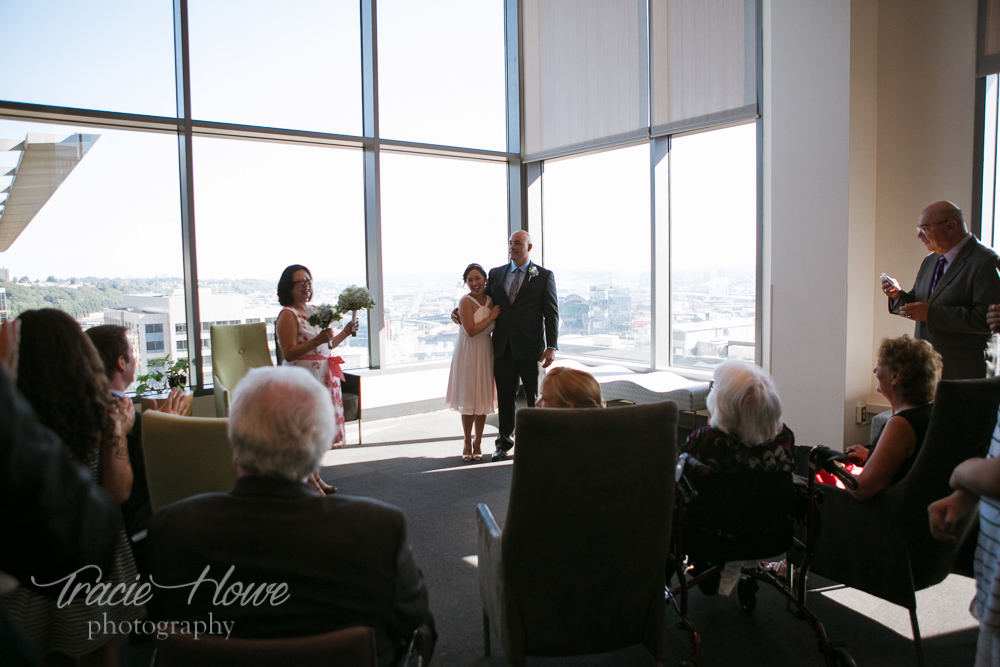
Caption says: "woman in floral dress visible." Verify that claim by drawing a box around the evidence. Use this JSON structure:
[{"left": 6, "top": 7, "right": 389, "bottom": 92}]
[{"left": 275, "top": 264, "right": 358, "bottom": 492}]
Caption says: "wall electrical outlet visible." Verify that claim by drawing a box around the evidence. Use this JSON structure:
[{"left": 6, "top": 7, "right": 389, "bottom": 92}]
[{"left": 855, "top": 405, "right": 869, "bottom": 425}]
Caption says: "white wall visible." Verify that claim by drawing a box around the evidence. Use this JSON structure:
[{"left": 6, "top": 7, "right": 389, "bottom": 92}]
[
  {"left": 844, "top": 0, "right": 879, "bottom": 446},
  {"left": 764, "top": 0, "right": 852, "bottom": 448},
  {"left": 764, "top": 0, "right": 978, "bottom": 449},
  {"left": 871, "top": 0, "right": 978, "bottom": 395}
]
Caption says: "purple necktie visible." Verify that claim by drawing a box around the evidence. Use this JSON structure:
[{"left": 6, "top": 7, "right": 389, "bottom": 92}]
[{"left": 929, "top": 256, "right": 948, "bottom": 294}]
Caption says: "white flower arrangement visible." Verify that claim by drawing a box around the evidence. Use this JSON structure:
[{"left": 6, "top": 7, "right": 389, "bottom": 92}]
[
  {"left": 307, "top": 303, "right": 341, "bottom": 329},
  {"left": 527, "top": 265, "right": 539, "bottom": 281},
  {"left": 336, "top": 285, "right": 376, "bottom": 337}
]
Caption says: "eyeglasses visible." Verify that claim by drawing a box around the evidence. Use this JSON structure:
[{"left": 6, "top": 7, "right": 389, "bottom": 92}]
[
  {"left": 916, "top": 219, "right": 950, "bottom": 234},
  {"left": 292, "top": 279, "right": 312, "bottom": 287}
]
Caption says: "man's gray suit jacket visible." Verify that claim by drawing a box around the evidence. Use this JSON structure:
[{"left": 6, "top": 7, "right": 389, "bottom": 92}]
[{"left": 890, "top": 236, "right": 1000, "bottom": 379}]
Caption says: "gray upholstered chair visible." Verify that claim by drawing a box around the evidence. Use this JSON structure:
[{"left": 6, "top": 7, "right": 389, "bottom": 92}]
[
  {"left": 476, "top": 401, "right": 678, "bottom": 666},
  {"left": 141, "top": 411, "right": 237, "bottom": 512},
  {"left": 156, "top": 625, "right": 379, "bottom": 667},
  {"left": 808, "top": 376, "right": 1000, "bottom": 667},
  {"left": 210, "top": 322, "right": 273, "bottom": 418}
]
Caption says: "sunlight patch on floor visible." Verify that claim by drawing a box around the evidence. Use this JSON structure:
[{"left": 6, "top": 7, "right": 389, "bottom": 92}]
[{"left": 819, "top": 574, "right": 977, "bottom": 638}]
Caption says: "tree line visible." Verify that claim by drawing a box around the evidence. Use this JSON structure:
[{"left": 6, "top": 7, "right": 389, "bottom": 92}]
[{"left": 0, "top": 277, "right": 279, "bottom": 320}]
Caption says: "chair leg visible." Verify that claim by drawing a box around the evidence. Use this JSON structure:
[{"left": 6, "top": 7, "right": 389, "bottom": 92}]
[
  {"left": 909, "top": 607, "right": 925, "bottom": 667},
  {"left": 358, "top": 418, "right": 362, "bottom": 446},
  {"left": 483, "top": 611, "right": 491, "bottom": 656}
]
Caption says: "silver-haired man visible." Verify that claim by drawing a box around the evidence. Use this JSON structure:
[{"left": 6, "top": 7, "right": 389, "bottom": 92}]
[{"left": 148, "top": 366, "right": 436, "bottom": 665}]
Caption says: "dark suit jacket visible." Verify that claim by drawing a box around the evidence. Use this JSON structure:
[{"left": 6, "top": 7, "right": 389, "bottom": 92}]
[
  {"left": 891, "top": 236, "right": 1000, "bottom": 379},
  {"left": 148, "top": 477, "right": 436, "bottom": 666},
  {"left": 487, "top": 261, "right": 559, "bottom": 360}
]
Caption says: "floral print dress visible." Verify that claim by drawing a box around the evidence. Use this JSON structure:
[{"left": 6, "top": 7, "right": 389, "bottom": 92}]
[{"left": 281, "top": 306, "right": 346, "bottom": 446}]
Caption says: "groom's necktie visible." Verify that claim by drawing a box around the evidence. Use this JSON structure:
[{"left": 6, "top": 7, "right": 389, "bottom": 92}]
[
  {"left": 508, "top": 267, "right": 522, "bottom": 304},
  {"left": 929, "top": 256, "right": 948, "bottom": 294}
]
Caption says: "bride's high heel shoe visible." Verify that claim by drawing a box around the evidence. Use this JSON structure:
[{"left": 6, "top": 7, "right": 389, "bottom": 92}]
[
  {"left": 462, "top": 437, "right": 473, "bottom": 462},
  {"left": 472, "top": 437, "right": 482, "bottom": 461}
]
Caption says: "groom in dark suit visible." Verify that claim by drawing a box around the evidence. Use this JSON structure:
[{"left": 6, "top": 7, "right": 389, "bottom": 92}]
[
  {"left": 488, "top": 230, "right": 559, "bottom": 460},
  {"left": 882, "top": 200, "right": 1000, "bottom": 379}
]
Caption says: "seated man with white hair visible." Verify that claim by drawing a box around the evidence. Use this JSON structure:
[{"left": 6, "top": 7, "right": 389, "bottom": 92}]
[{"left": 148, "top": 366, "right": 436, "bottom": 665}]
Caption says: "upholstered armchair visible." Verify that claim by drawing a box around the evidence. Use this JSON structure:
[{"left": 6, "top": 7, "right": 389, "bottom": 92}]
[
  {"left": 141, "top": 411, "right": 237, "bottom": 512},
  {"left": 210, "top": 322, "right": 273, "bottom": 418},
  {"left": 808, "top": 377, "right": 1000, "bottom": 666},
  {"left": 477, "top": 401, "right": 678, "bottom": 666}
]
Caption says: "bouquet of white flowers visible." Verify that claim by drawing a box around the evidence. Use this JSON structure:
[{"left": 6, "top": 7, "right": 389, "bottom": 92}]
[
  {"left": 336, "top": 285, "right": 376, "bottom": 337},
  {"left": 307, "top": 304, "right": 342, "bottom": 348}
]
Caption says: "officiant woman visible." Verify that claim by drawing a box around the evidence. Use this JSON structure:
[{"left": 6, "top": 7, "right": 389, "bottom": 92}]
[{"left": 276, "top": 264, "right": 358, "bottom": 493}]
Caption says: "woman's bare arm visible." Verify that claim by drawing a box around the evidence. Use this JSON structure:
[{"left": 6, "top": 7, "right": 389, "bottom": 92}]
[
  {"left": 849, "top": 415, "right": 916, "bottom": 501},
  {"left": 276, "top": 309, "right": 333, "bottom": 362},
  {"left": 951, "top": 455, "right": 1000, "bottom": 502},
  {"left": 459, "top": 298, "right": 500, "bottom": 337},
  {"left": 102, "top": 405, "right": 133, "bottom": 505}
]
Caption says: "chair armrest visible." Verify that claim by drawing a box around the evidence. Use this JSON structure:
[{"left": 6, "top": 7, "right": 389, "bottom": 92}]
[
  {"left": 213, "top": 376, "right": 231, "bottom": 418},
  {"left": 477, "top": 503, "right": 505, "bottom": 647}
]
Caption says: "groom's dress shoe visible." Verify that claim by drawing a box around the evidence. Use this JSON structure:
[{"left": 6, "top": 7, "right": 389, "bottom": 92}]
[{"left": 491, "top": 448, "right": 509, "bottom": 462}]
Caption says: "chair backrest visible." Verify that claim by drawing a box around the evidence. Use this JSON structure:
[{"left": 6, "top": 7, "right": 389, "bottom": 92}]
[
  {"left": 810, "top": 377, "right": 1000, "bottom": 609},
  {"left": 682, "top": 469, "right": 796, "bottom": 563},
  {"left": 141, "top": 410, "right": 237, "bottom": 512},
  {"left": 889, "top": 376, "right": 1000, "bottom": 585},
  {"left": 210, "top": 323, "right": 273, "bottom": 417},
  {"left": 156, "top": 625, "right": 378, "bottom": 667},
  {"left": 502, "top": 401, "right": 678, "bottom": 658}
]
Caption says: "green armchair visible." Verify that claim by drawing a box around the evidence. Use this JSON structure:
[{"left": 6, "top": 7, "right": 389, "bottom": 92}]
[{"left": 210, "top": 322, "right": 274, "bottom": 418}]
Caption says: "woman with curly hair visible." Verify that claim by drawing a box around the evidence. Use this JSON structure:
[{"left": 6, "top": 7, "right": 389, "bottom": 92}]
[
  {"left": 2, "top": 308, "right": 141, "bottom": 666},
  {"left": 844, "top": 334, "right": 943, "bottom": 500}
]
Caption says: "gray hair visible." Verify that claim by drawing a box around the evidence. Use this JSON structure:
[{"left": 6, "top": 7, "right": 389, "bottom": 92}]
[
  {"left": 706, "top": 360, "right": 783, "bottom": 447},
  {"left": 227, "top": 366, "right": 335, "bottom": 482}
]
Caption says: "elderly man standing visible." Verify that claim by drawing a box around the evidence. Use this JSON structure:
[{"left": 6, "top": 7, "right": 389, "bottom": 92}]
[
  {"left": 882, "top": 201, "right": 1000, "bottom": 379},
  {"left": 487, "top": 230, "right": 559, "bottom": 460},
  {"left": 147, "top": 366, "right": 436, "bottom": 666}
]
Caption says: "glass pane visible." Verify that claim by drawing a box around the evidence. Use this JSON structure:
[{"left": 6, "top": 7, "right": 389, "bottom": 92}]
[
  {"left": 0, "top": 120, "right": 186, "bottom": 392},
  {"left": 983, "top": 74, "right": 999, "bottom": 250},
  {"left": 188, "top": 0, "right": 362, "bottom": 134},
  {"left": 380, "top": 152, "right": 508, "bottom": 365},
  {"left": 0, "top": 1, "right": 176, "bottom": 116},
  {"left": 542, "top": 145, "right": 651, "bottom": 365},
  {"left": 669, "top": 123, "right": 757, "bottom": 369},
  {"left": 193, "top": 138, "right": 368, "bottom": 381},
  {"left": 378, "top": 0, "right": 507, "bottom": 150}
]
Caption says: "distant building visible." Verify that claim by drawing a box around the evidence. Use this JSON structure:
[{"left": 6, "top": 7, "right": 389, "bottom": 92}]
[
  {"left": 0, "top": 287, "right": 7, "bottom": 322},
  {"left": 0, "top": 267, "right": 10, "bottom": 282}
]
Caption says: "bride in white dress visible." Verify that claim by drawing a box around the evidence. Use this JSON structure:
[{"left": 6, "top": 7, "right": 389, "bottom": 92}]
[{"left": 446, "top": 263, "right": 501, "bottom": 460}]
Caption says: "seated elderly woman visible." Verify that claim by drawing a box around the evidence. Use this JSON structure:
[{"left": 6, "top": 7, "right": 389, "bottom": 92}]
[
  {"left": 841, "top": 334, "right": 942, "bottom": 500},
  {"left": 535, "top": 366, "right": 604, "bottom": 409},
  {"left": 680, "top": 359, "right": 794, "bottom": 473}
]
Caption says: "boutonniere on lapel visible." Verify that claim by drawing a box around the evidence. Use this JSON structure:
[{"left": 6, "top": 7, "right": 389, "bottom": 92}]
[{"left": 527, "top": 265, "right": 539, "bottom": 282}]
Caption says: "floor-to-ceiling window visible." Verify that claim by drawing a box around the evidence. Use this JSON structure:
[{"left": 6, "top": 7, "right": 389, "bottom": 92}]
[{"left": 0, "top": 0, "right": 762, "bottom": 394}]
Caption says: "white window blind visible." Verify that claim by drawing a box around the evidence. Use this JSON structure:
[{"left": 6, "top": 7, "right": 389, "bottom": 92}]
[
  {"left": 649, "top": 0, "right": 756, "bottom": 136},
  {"left": 522, "top": 0, "right": 649, "bottom": 161}
]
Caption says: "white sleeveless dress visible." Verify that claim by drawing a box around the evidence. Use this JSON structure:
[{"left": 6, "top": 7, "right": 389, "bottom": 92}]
[{"left": 446, "top": 295, "right": 497, "bottom": 415}]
